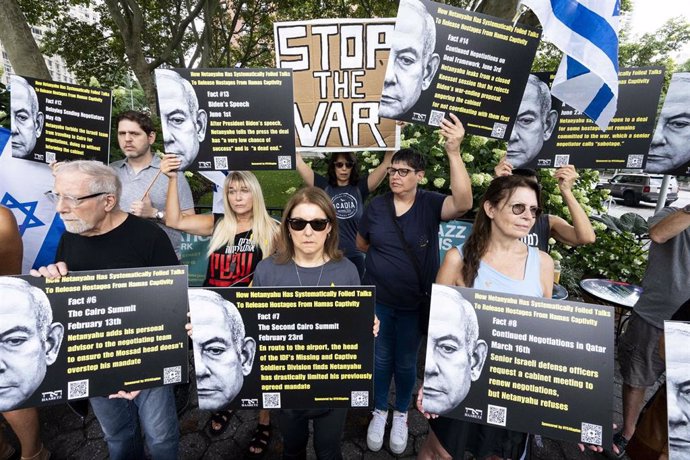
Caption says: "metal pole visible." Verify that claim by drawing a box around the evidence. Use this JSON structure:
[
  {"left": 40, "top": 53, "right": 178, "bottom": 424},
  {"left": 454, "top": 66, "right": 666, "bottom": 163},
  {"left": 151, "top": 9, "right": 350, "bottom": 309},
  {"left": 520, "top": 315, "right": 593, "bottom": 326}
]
[{"left": 655, "top": 175, "right": 671, "bottom": 213}]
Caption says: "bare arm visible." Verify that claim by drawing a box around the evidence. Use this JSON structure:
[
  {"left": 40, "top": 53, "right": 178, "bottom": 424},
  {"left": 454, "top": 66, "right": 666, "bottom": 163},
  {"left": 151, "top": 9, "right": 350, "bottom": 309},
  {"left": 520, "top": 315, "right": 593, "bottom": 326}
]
[
  {"left": 356, "top": 233, "right": 369, "bottom": 253},
  {"left": 539, "top": 251, "right": 554, "bottom": 298},
  {"left": 161, "top": 154, "right": 214, "bottom": 236},
  {"left": 436, "top": 247, "right": 464, "bottom": 286},
  {"left": 648, "top": 209, "right": 690, "bottom": 244},
  {"left": 439, "top": 114, "right": 473, "bottom": 220},
  {"left": 295, "top": 151, "right": 315, "bottom": 187},
  {"left": 0, "top": 207, "right": 22, "bottom": 275},
  {"left": 366, "top": 150, "right": 394, "bottom": 192},
  {"left": 550, "top": 166, "right": 595, "bottom": 246}
]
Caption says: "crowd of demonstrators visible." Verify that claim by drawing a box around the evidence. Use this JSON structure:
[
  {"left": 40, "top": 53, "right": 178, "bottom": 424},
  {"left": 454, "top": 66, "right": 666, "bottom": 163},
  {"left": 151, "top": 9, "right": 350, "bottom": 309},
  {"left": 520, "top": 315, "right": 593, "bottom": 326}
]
[
  {"left": 417, "top": 175, "right": 553, "bottom": 459},
  {"left": 0, "top": 206, "right": 50, "bottom": 460},
  {"left": 356, "top": 113, "right": 472, "bottom": 455},
  {"left": 161, "top": 155, "right": 279, "bottom": 442},
  {"left": 30, "top": 161, "right": 180, "bottom": 460},
  {"left": 495, "top": 158, "right": 596, "bottom": 251},
  {"left": 295, "top": 149, "right": 393, "bottom": 279},
  {"left": 110, "top": 111, "right": 196, "bottom": 259}
]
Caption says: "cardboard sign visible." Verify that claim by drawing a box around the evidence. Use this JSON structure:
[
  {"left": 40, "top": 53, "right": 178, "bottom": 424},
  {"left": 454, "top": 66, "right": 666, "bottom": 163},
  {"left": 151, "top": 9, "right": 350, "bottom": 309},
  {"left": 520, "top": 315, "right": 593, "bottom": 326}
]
[
  {"left": 423, "top": 284, "right": 614, "bottom": 446},
  {"left": 380, "top": 0, "right": 540, "bottom": 139},
  {"left": 523, "top": 67, "right": 664, "bottom": 169},
  {"left": 664, "top": 320, "right": 690, "bottom": 459},
  {"left": 274, "top": 18, "right": 400, "bottom": 152},
  {"left": 10, "top": 75, "right": 111, "bottom": 164},
  {"left": 189, "top": 286, "right": 375, "bottom": 410},
  {"left": 0, "top": 267, "right": 189, "bottom": 412},
  {"left": 154, "top": 68, "right": 295, "bottom": 171}
]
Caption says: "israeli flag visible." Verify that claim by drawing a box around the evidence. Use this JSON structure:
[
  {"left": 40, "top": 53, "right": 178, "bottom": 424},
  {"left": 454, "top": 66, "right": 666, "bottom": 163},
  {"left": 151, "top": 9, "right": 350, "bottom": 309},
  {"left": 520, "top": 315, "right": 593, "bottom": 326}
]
[
  {"left": 0, "top": 127, "right": 65, "bottom": 273},
  {"left": 522, "top": 0, "right": 620, "bottom": 130}
]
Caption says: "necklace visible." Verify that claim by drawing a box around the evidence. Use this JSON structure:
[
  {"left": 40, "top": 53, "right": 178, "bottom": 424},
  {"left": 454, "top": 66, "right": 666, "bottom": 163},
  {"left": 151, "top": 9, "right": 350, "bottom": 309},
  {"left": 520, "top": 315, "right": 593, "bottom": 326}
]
[{"left": 294, "top": 259, "right": 325, "bottom": 287}]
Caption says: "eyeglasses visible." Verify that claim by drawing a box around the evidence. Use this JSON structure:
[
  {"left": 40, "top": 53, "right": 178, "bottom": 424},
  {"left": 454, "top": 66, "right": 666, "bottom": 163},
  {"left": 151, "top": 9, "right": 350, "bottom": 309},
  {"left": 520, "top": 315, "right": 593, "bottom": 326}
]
[
  {"left": 508, "top": 203, "right": 542, "bottom": 218},
  {"left": 287, "top": 218, "right": 330, "bottom": 232},
  {"left": 387, "top": 167, "right": 417, "bottom": 177},
  {"left": 334, "top": 161, "right": 354, "bottom": 169},
  {"left": 44, "top": 191, "right": 107, "bottom": 208}
]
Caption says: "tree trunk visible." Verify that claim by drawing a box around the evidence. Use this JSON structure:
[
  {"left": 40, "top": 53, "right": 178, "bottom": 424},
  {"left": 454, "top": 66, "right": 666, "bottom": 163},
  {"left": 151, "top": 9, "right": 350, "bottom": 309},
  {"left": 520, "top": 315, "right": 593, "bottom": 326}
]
[
  {"left": 0, "top": 0, "right": 51, "bottom": 80},
  {"left": 477, "top": 0, "right": 541, "bottom": 27}
]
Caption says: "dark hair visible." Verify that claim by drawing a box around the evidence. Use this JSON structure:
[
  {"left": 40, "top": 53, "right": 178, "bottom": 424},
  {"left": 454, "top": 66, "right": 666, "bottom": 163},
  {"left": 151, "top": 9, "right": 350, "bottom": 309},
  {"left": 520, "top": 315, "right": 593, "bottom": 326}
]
[
  {"left": 462, "top": 175, "right": 541, "bottom": 286},
  {"left": 326, "top": 152, "right": 360, "bottom": 187},
  {"left": 275, "top": 187, "right": 342, "bottom": 264},
  {"left": 392, "top": 148, "right": 426, "bottom": 171},
  {"left": 116, "top": 110, "right": 154, "bottom": 135},
  {"left": 511, "top": 168, "right": 538, "bottom": 180}
]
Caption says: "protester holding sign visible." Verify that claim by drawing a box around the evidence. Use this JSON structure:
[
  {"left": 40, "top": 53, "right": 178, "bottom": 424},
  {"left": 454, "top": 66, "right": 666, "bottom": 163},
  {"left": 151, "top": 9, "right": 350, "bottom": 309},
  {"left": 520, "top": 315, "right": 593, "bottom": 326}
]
[
  {"left": 356, "top": 113, "right": 472, "bottom": 454},
  {"left": 0, "top": 207, "right": 51, "bottom": 460},
  {"left": 252, "top": 187, "right": 365, "bottom": 459},
  {"left": 295, "top": 150, "right": 393, "bottom": 278},
  {"left": 162, "top": 155, "right": 278, "bottom": 436},
  {"left": 30, "top": 160, "right": 180, "bottom": 460},
  {"left": 418, "top": 174, "right": 553, "bottom": 459}
]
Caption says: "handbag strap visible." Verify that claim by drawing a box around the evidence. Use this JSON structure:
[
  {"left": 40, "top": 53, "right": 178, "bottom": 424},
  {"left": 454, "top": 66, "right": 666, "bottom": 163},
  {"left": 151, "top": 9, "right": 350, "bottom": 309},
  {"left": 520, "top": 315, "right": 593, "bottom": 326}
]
[{"left": 387, "top": 194, "right": 426, "bottom": 291}]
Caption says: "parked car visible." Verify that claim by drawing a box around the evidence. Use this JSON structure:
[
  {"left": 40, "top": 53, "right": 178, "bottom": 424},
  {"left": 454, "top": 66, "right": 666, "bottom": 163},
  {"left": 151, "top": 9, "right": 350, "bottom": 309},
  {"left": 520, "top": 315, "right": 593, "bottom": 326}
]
[{"left": 597, "top": 173, "right": 679, "bottom": 206}]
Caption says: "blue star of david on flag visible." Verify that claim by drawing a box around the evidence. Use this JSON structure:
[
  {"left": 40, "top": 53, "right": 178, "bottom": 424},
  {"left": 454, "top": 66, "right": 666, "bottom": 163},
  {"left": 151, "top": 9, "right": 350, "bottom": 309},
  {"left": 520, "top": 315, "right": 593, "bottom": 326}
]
[{"left": 1, "top": 193, "right": 45, "bottom": 235}]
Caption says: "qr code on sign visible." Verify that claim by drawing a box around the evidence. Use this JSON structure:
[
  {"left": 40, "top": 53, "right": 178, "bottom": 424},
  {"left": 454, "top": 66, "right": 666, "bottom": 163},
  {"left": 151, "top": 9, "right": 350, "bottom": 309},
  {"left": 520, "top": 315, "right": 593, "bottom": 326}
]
[
  {"left": 214, "top": 156, "right": 229, "bottom": 170},
  {"left": 581, "top": 422, "right": 602, "bottom": 445},
  {"left": 263, "top": 392, "right": 281, "bottom": 409},
  {"left": 554, "top": 154, "right": 570, "bottom": 167},
  {"left": 627, "top": 154, "right": 644, "bottom": 168},
  {"left": 46, "top": 152, "right": 56, "bottom": 163},
  {"left": 428, "top": 110, "right": 445, "bottom": 127},
  {"left": 351, "top": 391, "right": 369, "bottom": 407},
  {"left": 278, "top": 155, "right": 292, "bottom": 170},
  {"left": 487, "top": 404, "right": 507, "bottom": 426},
  {"left": 491, "top": 122, "right": 508, "bottom": 139},
  {"left": 163, "top": 366, "right": 182, "bottom": 385},
  {"left": 68, "top": 379, "right": 89, "bottom": 399}
]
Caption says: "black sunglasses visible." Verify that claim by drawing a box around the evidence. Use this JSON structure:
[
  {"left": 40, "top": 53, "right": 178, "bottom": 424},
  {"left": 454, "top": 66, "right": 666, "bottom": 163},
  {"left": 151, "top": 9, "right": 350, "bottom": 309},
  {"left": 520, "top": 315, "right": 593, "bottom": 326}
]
[
  {"left": 509, "top": 203, "right": 542, "bottom": 218},
  {"left": 287, "top": 218, "right": 330, "bottom": 231},
  {"left": 334, "top": 161, "right": 354, "bottom": 169}
]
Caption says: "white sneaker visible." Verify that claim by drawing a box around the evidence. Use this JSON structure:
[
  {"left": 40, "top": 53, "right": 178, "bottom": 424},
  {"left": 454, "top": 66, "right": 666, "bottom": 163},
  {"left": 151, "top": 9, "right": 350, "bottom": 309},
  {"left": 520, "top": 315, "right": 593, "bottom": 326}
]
[
  {"left": 389, "top": 410, "right": 408, "bottom": 455},
  {"left": 366, "top": 409, "right": 388, "bottom": 451}
]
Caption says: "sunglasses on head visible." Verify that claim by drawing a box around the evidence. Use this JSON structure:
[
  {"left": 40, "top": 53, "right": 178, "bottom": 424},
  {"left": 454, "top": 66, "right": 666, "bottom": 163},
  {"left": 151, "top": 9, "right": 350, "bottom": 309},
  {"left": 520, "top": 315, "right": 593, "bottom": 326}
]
[
  {"left": 509, "top": 203, "right": 542, "bottom": 218},
  {"left": 334, "top": 161, "right": 354, "bottom": 169},
  {"left": 287, "top": 218, "right": 330, "bottom": 231}
]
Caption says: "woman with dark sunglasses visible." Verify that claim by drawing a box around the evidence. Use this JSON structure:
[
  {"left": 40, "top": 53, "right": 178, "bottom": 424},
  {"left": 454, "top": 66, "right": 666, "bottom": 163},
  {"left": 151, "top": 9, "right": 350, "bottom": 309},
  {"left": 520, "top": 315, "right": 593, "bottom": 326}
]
[
  {"left": 296, "top": 150, "right": 393, "bottom": 279},
  {"left": 252, "top": 187, "right": 377, "bottom": 459},
  {"left": 417, "top": 174, "right": 554, "bottom": 460}
]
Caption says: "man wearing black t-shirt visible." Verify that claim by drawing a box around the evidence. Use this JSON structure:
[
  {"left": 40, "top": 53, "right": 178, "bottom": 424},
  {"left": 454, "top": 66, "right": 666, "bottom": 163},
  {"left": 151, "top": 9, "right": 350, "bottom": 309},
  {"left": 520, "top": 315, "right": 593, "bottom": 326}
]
[{"left": 31, "top": 160, "right": 179, "bottom": 460}]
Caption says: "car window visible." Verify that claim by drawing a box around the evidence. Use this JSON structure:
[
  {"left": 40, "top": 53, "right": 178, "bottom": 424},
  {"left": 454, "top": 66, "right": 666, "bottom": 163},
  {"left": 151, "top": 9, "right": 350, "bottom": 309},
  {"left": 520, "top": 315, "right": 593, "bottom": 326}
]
[{"left": 649, "top": 178, "right": 662, "bottom": 187}]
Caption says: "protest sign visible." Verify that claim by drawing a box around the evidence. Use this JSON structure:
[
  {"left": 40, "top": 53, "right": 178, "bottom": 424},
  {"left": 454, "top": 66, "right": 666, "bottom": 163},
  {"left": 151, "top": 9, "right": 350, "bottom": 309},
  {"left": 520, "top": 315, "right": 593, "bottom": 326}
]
[
  {"left": 524, "top": 67, "right": 664, "bottom": 169},
  {"left": 154, "top": 68, "right": 295, "bottom": 171},
  {"left": 664, "top": 321, "right": 690, "bottom": 459},
  {"left": 381, "top": 0, "right": 540, "bottom": 139},
  {"left": 424, "top": 284, "right": 614, "bottom": 446},
  {"left": 10, "top": 75, "right": 111, "bottom": 164},
  {"left": 274, "top": 18, "right": 399, "bottom": 152},
  {"left": 0, "top": 267, "right": 189, "bottom": 412},
  {"left": 644, "top": 72, "right": 690, "bottom": 176},
  {"left": 189, "top": 286, "right": 374, "bottom": 410}
]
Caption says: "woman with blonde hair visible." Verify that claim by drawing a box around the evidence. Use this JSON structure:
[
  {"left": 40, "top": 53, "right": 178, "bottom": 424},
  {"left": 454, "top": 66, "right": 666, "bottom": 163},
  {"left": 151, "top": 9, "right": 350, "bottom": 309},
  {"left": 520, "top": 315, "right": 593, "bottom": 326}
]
[{"left": 161, "top": 155, "right": 278, "bottom": 439}]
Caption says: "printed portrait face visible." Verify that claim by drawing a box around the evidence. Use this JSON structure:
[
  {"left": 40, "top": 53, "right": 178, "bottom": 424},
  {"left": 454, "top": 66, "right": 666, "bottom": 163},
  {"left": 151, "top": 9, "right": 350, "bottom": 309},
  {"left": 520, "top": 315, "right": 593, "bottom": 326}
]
[
  {"left": 423, "top": 288, "right": 487, "bottom": 415},
  {"left": 0, "top": 281, "right": 63, "bottom": 411},
  {"left": 158, "top": 71, "right": 208, "bottom": 170},
  {"left": 507, "top": 76, "right": 558, "bottom": 168},
  {"left": 190, "top": 292, "right": 255, "bottom": 411},
  {"left": 666, "top": 325, "right": 690, "bottom": 459},
  {"left": 646, "top": 76, "right": 690, "bottom": 174},
  {"left": 11, "top": 77, "right": 44, "bottom": 160},
  {"left": 379, "top": 0, "right": 440, "bottom": 119}
]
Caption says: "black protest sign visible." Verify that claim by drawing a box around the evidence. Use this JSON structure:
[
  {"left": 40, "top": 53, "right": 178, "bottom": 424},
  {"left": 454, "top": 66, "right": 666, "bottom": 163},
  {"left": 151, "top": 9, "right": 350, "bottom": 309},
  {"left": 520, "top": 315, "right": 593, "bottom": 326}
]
[
  {"left": 424, "top": 284, "right": 614, "bottom": 446},
  {"left": 10, "top": 75, "right": 111, "bottom": 164},
  {"left": 525, "top": 67, "right": 664, "bottom": 169},
  {"left": 189, "top": 286, "right": 374, "bottom": 410},
  {"left": 0, "top": 267, "right": 188, "bottom": 412},
  {"left": 381, "top": 0, "right": 540, "bottom": 139},
  {"left": 154, "top": 68, "right": 295, "bottom": 171}
]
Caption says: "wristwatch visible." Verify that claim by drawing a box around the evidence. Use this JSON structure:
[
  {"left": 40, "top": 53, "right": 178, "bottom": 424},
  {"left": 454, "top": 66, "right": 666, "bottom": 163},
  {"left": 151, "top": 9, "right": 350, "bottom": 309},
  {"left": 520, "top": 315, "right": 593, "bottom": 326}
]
[{"left": 155, "top": 210, "right": 165, "bottom": 221}]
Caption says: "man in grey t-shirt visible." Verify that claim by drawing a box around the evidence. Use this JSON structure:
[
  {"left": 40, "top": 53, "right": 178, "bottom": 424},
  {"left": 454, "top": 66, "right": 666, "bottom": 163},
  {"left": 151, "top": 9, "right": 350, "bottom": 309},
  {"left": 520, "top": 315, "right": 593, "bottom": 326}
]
[
  {"left": 615, "top": 205, "right": 690, "bottom": 456},
  {"left": 110, "top": 111, "right": 195, "bottom": 257}
]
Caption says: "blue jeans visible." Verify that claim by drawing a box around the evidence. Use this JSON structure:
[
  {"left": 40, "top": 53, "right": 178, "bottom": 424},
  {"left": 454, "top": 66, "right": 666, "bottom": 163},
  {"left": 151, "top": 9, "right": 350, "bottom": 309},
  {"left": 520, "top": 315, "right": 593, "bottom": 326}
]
[
  {"left": 90, "top": 386, "right": 179, "bottom": 460},
  {"left": 373, "top": 303, "right": 422, "bottom": 412}
]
